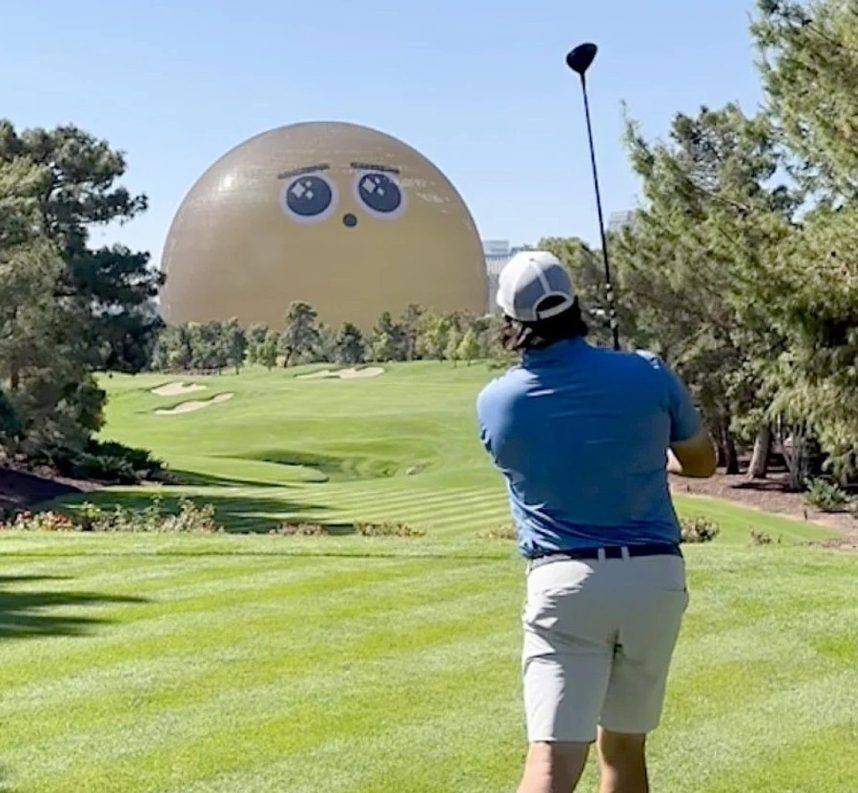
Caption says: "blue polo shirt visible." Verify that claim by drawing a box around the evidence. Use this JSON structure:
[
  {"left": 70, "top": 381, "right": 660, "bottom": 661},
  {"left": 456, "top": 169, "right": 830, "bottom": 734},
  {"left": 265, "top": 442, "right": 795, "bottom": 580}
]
[{"left": 476, "top": 338, "right": 701, "bottom": 558}]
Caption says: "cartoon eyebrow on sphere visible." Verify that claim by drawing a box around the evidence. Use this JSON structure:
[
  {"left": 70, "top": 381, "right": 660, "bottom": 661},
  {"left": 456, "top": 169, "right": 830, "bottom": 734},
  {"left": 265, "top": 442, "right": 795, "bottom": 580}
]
[
  {"left": 350, "top": 162, "right": 400, "bottom": 175},
  {"left": 277, "top": 163, "right": 330, "bottom": 179}
]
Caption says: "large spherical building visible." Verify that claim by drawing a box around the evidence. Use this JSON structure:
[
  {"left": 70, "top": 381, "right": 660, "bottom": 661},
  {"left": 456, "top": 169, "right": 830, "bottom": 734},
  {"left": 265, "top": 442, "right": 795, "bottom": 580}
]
[{"left": 160, "top": 122, "right": 486, "bottom": 329}]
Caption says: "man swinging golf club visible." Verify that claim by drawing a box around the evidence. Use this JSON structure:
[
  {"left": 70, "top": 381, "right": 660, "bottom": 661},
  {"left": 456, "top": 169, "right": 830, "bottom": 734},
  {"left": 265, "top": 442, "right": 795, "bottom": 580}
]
[{"left": 477, "top": 252, "right": 716, "bottom": 793}]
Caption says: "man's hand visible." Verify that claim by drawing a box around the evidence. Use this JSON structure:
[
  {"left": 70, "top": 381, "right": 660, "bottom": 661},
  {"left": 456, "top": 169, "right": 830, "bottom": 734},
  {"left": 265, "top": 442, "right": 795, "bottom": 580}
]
[{"left": 668, "top": 428, "right": 717, "bottom": 478}]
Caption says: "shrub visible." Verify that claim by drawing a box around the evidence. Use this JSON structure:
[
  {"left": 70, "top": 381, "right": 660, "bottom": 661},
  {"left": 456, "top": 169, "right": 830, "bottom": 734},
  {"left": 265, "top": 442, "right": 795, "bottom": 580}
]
[
  {"left": 3, "top": 497, "right": 222, "bottom": 534},
  {"left": 0, "top": 510, "right": 76, "bottom": 532},
  {"left": 478, "top": 526, "right": 517, "bottom": 541},
  {"left": 354, "top": 521, "right": 425, "bottom": 538},
  {"left": 279, "top": 522, "right": 331, "bottom": 536},
  {"left": 749, "top": 529, "right": 781, "bottom": 546},
  {"left": 680, "top": 516, "right": 720, "bottom": 544},
  {"left": 52, "top": 440, "right": 164, "bottom": 484},
  {"left": 160, "top": 498, "right": 219, "bottom": 533},
  {"left": 804, "top": 478, "right": 850, "bottom": 512}
]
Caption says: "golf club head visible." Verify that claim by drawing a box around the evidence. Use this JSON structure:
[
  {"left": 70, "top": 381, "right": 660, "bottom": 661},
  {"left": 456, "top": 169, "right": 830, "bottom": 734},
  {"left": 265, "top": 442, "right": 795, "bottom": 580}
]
[{"left": 566, "top": 42, "right": 598, "bottom": 76}]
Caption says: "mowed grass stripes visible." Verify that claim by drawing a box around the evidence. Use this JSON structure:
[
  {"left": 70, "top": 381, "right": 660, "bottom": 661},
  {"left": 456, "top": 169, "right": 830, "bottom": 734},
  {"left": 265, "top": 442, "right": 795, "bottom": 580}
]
[
  {"left": 1, "top": 363, "right": 855, "bottom": 791},
  {"left": 1, "top": 542, "right": 854, "bottom": 792}
]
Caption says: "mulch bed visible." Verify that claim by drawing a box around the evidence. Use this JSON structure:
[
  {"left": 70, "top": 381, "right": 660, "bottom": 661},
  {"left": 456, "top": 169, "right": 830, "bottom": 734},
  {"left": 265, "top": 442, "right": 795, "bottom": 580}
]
[{"left": 670, "top": 469, "right": 857, "bottom": 548}]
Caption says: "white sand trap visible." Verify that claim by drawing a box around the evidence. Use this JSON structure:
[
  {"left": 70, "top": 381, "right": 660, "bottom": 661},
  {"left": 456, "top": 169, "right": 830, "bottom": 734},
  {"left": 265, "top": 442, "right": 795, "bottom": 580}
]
[
  {"left": 155, "top": 393, "right": 234, "bottom": 415},
  {"left": 151, "top": 381, "right": 208, "bottom": 397},
  {"left": 297, "top": 367, "right": 384, "bottom": 381},
  {"left": 296, "top": 369, "right": 337, "bottom": 380},
  {"left": 338, "top": 367, "right": 384, "bottom": 379}
]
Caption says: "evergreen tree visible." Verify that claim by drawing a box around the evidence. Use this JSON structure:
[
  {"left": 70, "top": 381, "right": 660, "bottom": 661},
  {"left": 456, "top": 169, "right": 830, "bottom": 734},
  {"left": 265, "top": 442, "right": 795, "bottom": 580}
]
[
  {"left": 245, "top": 323, "right": 269, "bottom": 365},
  {"left": 457, "top": 328, "right": 481, "bottom": 366},
  {"left": 371, "top": 331, "right": 397, "bottom": 363},
  {"left": 334, "top": 323, "right": 366, "bottom": 365},
  {"left": 400, "top": 304, "right": 424, "bottom": 360},
  {"left": 0, "top": 121, "right": 162, "bottom": 373},
  {"left": 316, "top": 322, "right": 338, "bottom": 363},
  {"left": 753, "top": 0, "right": 858, "bottom": 199},
  {"left": 279, "top": 302, "right": 320, "bottom": 367},
  {"left": 615, "top": 104, "right": 796, "bottom": 472},
  {"left": 445, "top": 328, "right": 461, "bottom": 366},
  {"left": 416, "top": 314, "right": 452, "bottom": 360},
  {"left": 369, "top": 311, "right": 406, "bottom": 361},
  {"left": 258, "top": 330, "right": 279, "bottom": 371},
  {"left": 223, "top": 318, "right": 247, "bottom": 374},
  {"left": 0, "top": 157, "right": 99, "bottom": 455}
]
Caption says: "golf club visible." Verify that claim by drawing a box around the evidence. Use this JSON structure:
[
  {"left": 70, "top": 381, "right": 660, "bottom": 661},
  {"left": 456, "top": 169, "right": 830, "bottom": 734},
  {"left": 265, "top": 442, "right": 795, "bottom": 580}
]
[{"left": 566, "top": 42, "right": 621, "bottom": 351}]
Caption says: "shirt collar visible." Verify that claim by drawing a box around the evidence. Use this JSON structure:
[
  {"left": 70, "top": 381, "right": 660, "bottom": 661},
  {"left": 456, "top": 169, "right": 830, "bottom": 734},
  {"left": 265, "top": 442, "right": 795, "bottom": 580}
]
[{"left": 522, "top": 337, "right": 588, "bottom": 367}]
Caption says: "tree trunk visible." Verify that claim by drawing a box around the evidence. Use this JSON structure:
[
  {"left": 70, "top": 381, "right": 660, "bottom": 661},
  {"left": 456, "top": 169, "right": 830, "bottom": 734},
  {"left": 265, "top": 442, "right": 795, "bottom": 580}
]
[
  {"left": 723, "top": 430, "right": 740, "bottom": 474},
  {"left": 715, "top": 422, "right": 727, "bottom": 468},
  {"left": 747, "top": 425, "right": 771, "bottom": 479},
  {"left": 774, "top": 419, "right": 806, "bottom": 491}
]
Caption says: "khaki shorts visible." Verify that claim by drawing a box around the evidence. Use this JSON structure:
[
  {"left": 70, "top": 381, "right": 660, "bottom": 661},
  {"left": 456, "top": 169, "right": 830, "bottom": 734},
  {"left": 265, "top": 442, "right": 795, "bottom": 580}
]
[{"left": 522, "top": 553, "right": 688, "bottom": 743}]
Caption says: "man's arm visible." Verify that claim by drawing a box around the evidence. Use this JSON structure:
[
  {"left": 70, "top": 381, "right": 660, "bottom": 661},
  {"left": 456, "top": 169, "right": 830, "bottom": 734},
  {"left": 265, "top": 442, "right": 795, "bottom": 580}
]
[{"left": 668, "top": 428, "right": 717, "bottom": 478}]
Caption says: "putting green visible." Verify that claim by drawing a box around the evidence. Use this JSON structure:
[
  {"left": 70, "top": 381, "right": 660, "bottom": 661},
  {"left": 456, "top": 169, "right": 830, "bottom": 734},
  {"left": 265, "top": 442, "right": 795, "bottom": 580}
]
[{"left": 0, "top": 362, "right": 854, "bottom": 792}]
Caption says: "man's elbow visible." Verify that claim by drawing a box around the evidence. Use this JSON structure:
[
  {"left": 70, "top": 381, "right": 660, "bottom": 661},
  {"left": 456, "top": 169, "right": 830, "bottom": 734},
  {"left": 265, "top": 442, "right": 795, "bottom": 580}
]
[
  {"left": 670, "top": 432, "right": 717, "bottom": 478},
  {"left": 684, "top": 457, "right": 717, "bottom": 478}
]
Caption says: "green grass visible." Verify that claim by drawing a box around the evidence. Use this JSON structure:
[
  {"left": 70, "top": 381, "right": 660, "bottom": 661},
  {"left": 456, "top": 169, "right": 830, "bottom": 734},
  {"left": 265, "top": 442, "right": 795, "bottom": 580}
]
[{"left": 0, "top": 363, "right": 855, "bottom": 792}]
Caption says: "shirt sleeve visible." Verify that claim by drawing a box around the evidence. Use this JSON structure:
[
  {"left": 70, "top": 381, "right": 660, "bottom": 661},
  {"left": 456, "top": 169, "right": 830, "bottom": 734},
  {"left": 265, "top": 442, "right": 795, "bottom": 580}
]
[
  {"left": 664, "top": 365, "right": 702, "bottom": 443},
  {"left": 475, "top": 387, "right": 494, "bottom": 455}
]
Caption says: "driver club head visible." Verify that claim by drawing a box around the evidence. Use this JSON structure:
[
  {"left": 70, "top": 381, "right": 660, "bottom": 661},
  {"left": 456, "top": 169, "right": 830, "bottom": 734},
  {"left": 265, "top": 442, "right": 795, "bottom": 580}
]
[{"left": 566, "top": 42, "right": 598, "bottom": 76}]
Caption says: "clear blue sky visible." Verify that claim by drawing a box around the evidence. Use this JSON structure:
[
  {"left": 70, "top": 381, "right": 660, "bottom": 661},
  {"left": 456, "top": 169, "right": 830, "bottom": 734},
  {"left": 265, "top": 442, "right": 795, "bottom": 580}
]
[{"left": 3, "top": 0, "right": 763, "bottom": 258}]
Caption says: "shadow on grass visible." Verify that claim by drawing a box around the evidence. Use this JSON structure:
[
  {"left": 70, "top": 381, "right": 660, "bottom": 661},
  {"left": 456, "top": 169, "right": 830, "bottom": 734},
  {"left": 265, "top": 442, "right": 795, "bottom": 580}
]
[
  {"left": 167, "top": 469, "right": 305, "bottom": 489},
  {"left": 4, "top": 550, "right": 512, "bottom": 561},
  {"left": 0, "top": 575, "right": 149, "bottom": 640},
  {"left": 65, "top": 489, "right": 327, "bottom": 533}
]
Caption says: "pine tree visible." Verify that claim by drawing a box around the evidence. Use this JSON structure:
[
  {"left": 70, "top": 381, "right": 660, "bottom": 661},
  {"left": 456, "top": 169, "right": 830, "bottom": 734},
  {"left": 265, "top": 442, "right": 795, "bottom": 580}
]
[
  {"left": 0, "top": 121, "right": 162, "bottom": 373},
  {"left": 279, "top": 302, "right": 320, "bottom": 367},
  {"left": 456, "top": 328, "right": 481, "bottom": 366},
  {"left": 334, "top": 323, "right": 366, "bottom": 365},
  {"left": 371, "top": 331, "right": 397, "bottom": 363},
  {"left": 753, "top": 0, "right": 858, "bottom": 199},
  {"left": 445, "top": 328, "right": 461, "bottom": 366},
  {"left": 245, "top": 323, "right": 269, "bottom": 365},
  {"left": 223, "top": 318, "right": 247, "bottom": 375},
  {"left": 258, "top": 330, "right": 279, "bottom": 371}
]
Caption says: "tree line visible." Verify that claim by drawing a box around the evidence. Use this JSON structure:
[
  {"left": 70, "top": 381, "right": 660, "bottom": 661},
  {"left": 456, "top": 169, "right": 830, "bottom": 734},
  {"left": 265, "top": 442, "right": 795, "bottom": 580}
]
[{"left": 151, "top": 303, "right": 498, "bottom": 373}]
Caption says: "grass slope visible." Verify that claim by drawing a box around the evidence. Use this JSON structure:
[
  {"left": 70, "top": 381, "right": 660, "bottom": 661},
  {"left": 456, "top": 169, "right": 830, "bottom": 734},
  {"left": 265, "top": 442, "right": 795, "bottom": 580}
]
[{"left": 1, "top": 363, "right": 854, "bottom": 792}]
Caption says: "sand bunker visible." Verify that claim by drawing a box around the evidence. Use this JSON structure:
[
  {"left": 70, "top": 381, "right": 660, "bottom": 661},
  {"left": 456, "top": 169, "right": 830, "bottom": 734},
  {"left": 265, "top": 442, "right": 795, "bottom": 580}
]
[
  {"left": 297, "top": 367, "right": 384, "bottom": 381},
  {"left": 155, "top": 393, "right": 234, "bottom": 416},
  {"left": 151, "top": 381, "right": 208, "bottom": 397}
]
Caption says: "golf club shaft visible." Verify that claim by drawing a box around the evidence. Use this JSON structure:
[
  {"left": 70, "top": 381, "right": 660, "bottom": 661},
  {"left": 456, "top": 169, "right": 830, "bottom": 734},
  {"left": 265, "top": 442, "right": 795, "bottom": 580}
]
[{"left": 579, "top": 75, "right": 620, "bottom": 351}]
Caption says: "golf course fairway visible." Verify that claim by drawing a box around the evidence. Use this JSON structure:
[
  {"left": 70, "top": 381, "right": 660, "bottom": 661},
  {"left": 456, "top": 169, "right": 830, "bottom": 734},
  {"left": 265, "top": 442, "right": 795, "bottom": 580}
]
[{"left": 1, "top": 363, "right": 855, "bottom": 792}]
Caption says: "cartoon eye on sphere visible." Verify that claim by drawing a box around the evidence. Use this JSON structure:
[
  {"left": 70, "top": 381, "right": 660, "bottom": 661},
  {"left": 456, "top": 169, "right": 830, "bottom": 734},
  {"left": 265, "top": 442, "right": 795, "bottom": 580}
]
[
  {"left": 354, "top": 172, "right": 406, "bottom": 219},
  {"left": 280, "top": 174, "right": 337, "bottom": 223}
]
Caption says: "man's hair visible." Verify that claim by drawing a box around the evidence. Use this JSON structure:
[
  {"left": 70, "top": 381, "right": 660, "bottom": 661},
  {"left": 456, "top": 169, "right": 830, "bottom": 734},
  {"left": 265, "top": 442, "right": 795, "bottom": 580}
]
[{"left": 499, "top": 296, "right": 589, "bottom": 353}]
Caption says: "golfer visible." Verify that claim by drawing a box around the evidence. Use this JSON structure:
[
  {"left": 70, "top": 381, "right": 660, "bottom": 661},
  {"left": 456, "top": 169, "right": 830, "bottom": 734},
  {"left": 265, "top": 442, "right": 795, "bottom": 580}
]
[{"left": 477, "top": 252, "right": 715, "bottom": 793}]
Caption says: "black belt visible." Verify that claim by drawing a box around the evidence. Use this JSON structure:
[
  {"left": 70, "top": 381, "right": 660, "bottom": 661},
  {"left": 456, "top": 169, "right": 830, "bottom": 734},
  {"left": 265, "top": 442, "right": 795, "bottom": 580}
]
[{"left": 527, "top": 542, "right": 681, "bottom": 571}]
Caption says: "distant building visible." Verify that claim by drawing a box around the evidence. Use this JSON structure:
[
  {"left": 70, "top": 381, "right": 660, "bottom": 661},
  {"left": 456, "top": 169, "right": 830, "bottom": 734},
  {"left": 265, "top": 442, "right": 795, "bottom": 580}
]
[{"left": 608, "top": 210, "right": 635, "bottom": 234}]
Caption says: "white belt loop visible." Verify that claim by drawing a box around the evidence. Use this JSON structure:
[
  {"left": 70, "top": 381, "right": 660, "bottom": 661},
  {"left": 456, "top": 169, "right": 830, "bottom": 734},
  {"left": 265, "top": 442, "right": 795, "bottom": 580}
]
[
  {"left": 597, "top": 547, "right": 606, "bottom": 562},
  {"left": 621, "top": 545, "right": 631, "bottom": 560}
]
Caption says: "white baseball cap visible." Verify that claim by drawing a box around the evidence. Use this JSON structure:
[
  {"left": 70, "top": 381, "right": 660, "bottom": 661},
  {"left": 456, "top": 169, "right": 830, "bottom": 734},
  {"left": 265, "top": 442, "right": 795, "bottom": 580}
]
[{"left": 496, "top": 251, "right": 576, "bottom": 322}]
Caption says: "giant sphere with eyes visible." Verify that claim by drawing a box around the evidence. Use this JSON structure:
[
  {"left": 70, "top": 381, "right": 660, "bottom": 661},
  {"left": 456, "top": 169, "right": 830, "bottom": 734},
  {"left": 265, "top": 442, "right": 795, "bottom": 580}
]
[{"left": 160, "top": 122, "right": 487, "bottom": 329}]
